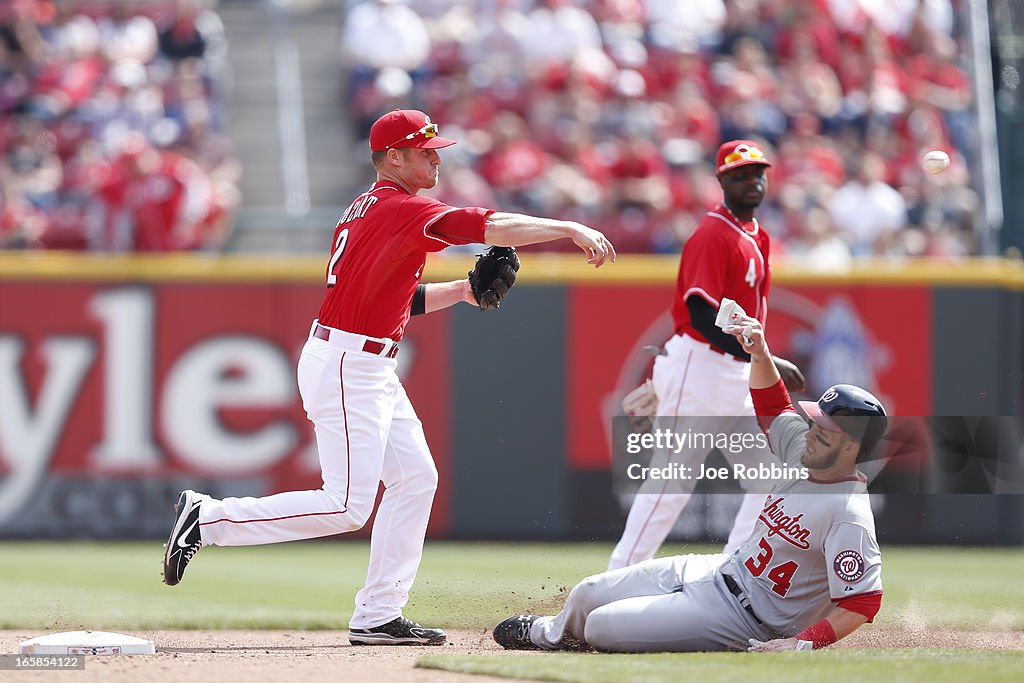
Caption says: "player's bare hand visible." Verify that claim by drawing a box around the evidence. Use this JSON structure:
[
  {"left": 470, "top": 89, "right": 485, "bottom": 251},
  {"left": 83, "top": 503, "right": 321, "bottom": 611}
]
[
  {"left": 746, "top": 637, "right": 813, "bottom": 652},
  {"left": 571, "top": 225, "right": 616, "bottom": 268},
  {"left": 772, "top": 356, "right": 806, "bottom": 392},
  {"left": 722, "top": 315, "right": 766, "bottom": 355}
]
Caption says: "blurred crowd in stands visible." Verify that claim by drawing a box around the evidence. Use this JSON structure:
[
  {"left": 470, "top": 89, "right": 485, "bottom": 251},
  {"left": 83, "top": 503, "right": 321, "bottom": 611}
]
[
  {"left": 0, "top": 0, "right": 983, "bottom": 258},
  {"left": 0, "top": 0, "right": 238, "bottom": 251},
  {"left": 342, "top": 0, "right": 981, "bottom": 262}
]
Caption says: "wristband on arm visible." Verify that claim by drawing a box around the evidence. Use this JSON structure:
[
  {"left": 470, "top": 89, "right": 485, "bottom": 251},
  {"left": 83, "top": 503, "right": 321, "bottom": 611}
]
[
  {"left": 411, "top": 284, "right": 426, "bottom": 316},
  {"left": 795, "top": 619, "right": 837, "bottom": 649}
]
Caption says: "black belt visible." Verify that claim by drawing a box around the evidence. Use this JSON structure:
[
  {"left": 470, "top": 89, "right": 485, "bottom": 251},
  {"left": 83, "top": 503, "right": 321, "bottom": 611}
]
[{"left": 723, "top": 573, "right": 763, "bottom": 625}]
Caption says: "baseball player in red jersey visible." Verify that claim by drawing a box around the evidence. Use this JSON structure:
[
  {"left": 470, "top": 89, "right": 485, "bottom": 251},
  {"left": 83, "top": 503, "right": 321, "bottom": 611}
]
[
  {"left": 609, "top": 140, "right": 806, "bottom": 570},
  {"left": 494, "top": 316, "right": 886, "bottom": 652},
  {"left": 162, "top": 109, "right": 616, "bottom": 645}
]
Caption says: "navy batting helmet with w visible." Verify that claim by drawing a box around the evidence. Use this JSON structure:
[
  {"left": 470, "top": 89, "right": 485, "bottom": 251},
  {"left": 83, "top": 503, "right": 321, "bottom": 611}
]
[{"left": 799, "top": 385, "right": 888, "bottom": 460}]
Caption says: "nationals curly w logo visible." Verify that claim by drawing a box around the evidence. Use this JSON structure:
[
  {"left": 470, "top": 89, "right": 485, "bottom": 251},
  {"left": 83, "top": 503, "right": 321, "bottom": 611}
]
[{"left": 833, "top": 550, "right": 866, "bottom": 582}]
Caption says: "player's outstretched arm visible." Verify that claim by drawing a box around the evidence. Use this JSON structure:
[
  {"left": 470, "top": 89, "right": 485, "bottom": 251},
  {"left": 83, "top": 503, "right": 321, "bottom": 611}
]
[
  {"left": 418, "top": 280, "right": 476, "bottom": 314},
  {"left": 747, "top": 606, "right": 869, "bottom": 652},
  {"left": 723, "top": 316, "right": 780, "bottom": 390},
  {"left": 483, "top": 212, "right": 616, "bottom": 267}
]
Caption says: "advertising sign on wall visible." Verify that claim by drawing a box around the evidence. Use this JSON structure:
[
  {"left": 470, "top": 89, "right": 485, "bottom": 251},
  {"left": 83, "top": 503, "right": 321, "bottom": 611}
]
[{"left": 0, "top": 282, "right": 453, "bottom": 538}]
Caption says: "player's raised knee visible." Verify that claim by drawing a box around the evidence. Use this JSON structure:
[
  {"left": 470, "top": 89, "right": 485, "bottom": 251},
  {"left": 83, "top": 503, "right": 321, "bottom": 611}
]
[
  {"left": 323, "top": 488, "right": 372, "bottom": 530},
  {"left": 564, "top": 574, "right": 605, "bottom": 613},
  {"left": 345, "top": 500, "right": 374, "bottom": 530}
]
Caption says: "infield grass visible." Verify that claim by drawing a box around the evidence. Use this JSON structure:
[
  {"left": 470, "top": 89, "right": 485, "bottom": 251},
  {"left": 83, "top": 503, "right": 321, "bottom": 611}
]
[
  {"left": 0, "top": 541, "right": 1021, "bottom": 633},
  {"left": 418, "top": 649, "right": 1024, "bottom": 683}
]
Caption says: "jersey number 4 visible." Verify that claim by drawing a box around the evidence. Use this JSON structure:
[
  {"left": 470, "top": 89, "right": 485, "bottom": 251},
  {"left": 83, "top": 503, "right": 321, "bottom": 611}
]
[
  {"left": 743, "top": 537, "right": 799, "bottom": 597},
  {"left": 326, "top": 228, "right": 350, "bottom": 287},
  {"left": 744, "top": 258, "right": 757, "bottom": 287}
]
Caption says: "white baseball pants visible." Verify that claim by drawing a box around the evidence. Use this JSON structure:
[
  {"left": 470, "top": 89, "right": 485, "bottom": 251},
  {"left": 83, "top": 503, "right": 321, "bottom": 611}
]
[
  {"left": 609, "top": 333, "right": 775, "bottom": 570},
  {"left": 198, "top": 322, "right": 437, "bottom": 629}
]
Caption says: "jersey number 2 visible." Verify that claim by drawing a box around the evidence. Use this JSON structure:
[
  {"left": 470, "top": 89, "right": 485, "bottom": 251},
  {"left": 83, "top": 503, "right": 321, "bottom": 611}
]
[
  {"left": 744, "top": 258, "right": 757, "bottom": 287},
  {"left": 326, "top": 228, "right": 350, "bottom": 287},
  {"left": 743, "top": 537, "right": 799, "bottom": 597}
]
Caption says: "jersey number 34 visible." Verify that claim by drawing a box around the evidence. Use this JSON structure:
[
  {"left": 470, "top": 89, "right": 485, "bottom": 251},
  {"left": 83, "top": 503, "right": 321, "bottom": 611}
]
[{"left": 744, "top": 537, "right": 799, "bottom": 597}]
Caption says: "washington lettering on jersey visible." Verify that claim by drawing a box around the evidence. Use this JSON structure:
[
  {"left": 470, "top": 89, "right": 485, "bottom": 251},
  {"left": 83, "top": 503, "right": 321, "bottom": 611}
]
[{"left": 757, "top": 496, "right": 812, "bottom": 550}]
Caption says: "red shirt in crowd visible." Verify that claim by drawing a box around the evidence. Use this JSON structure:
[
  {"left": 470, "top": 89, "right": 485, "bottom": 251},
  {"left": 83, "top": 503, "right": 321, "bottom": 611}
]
[{"left": 99, "top": 149, "right": 213, "bottom": 251}]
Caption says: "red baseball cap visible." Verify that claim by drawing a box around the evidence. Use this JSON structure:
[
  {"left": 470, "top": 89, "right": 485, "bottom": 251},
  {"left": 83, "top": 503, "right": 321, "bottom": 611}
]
[
  {"left": 716, "top": 139, "right": 771, "bottom": 174},
  {"left": 369, "top": 110, "right": 457, "bottom": 152}
]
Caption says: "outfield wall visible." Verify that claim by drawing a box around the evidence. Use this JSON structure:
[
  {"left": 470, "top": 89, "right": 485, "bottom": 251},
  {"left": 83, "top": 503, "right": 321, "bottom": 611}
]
[{"left": 0, "top": 253, "right": 1021, "bottom": 544}]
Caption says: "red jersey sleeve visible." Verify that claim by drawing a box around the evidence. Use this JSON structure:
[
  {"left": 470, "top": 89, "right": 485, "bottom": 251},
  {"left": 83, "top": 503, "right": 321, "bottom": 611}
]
[
  {"left": 426, "top": 206, "right": 491, "bottom": 247},
  {"left": 680, "top": 228, "right": 729, "bottom": 307},
  {"left": 394, "top": 195, "right": 489, "bottom": 253},
  {"left": 835, "top": 592, "right": 883, "bottom": 623}
]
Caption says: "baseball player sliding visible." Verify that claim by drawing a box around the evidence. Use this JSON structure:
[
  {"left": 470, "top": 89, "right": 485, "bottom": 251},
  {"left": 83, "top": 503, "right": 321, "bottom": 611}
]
[
  {"left": 610, "top": 140, "right": 805, "bottom": 570},
  {"left": 495, "top": 315, "right": 886, "bottom": 652},
  {"left": 162, "top": 109, "right": 616, "bottom": 646}
]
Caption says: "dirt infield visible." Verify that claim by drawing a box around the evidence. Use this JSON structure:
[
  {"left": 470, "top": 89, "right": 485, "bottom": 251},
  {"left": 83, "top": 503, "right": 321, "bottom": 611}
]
[
  {"left": 1, "top": 629, "right": 519, "bottom": 683},
  {"left": 3, "top": 626, "right": 1021, "bottom": 682},
  {"left": 838, "top": 626, "right": 1024, "bottom": 651}
]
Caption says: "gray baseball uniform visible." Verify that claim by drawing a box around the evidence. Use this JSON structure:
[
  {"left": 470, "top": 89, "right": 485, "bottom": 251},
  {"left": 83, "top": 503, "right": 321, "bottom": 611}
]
[
  {"left": 722, "top": 413, "right": 882, "bottom": 635},
  {"left": 531, "top": 406, "right": 883, "bottom": 652}
]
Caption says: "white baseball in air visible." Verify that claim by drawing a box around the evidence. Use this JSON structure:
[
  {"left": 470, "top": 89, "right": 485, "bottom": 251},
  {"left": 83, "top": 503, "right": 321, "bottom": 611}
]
[{"left": 922, "top": 150, "right": 950, "bottom": 174}]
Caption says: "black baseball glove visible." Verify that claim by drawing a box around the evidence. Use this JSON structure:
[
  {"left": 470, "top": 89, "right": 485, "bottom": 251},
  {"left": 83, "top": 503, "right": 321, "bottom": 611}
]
[{"left": 468, "top": 246, "right": 520, "bottom": 310}]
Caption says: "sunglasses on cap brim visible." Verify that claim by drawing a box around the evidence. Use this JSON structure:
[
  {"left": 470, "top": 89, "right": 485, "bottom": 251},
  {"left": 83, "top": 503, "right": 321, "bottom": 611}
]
[
  {"left": 384, "top": 122, "right": 439, "bottom": 150},
  {"left": 723, "top": 145, "right": 767, "bottom": 166}
]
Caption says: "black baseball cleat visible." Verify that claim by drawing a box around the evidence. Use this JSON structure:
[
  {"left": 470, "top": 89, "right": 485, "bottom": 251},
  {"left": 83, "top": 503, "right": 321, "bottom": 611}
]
[
  {"left": 493, "top": 614, "right": 541, "bottom": 650},
  {"left": 162, "top": 490, "right": 204, "bottom": 586},
  {"left": 349, "top": 617, "right": 447, "bottom": 646}
]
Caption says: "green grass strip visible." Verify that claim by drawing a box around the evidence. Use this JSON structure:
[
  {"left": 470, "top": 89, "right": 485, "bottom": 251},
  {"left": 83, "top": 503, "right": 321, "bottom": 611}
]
[
  {"left": 418, "top": 649, "right": 1024, "bottom": 683},
  {"left": 0, "top": 541, "right": 1020, "bottom": 631}
]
